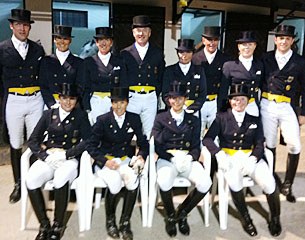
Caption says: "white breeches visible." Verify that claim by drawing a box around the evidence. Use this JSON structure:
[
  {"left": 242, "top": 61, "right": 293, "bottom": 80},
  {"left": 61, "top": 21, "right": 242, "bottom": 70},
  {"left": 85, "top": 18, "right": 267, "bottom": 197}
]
[
  {"left": 127, "top": 91, "right": 157, "bottom": 139},
  {"left": 200, "top": 99, "right": 217, "bottom": 131},
  {"left": 261, "top": 99, "right": 301, "bottom": 154},
  {"left": 6, "top": 92, "right": 44, "bottom": 149},
  {"left": 26, "top": 158, "right": 78, "bottom": 190},
  {"left": 223, "top": 151, "right": 275, "bottom": 194},
  {"left": 90, "top": 95, "right": 112, "bottom": 125},
  {"left": 156, "top": 159, "right": 212, "bottom": 193},
  {"left": 245, "top": 100, "right": 259, "bottom": 117},
  {"left": 95, "top": 157, "right": 139, "bottom": 194}
]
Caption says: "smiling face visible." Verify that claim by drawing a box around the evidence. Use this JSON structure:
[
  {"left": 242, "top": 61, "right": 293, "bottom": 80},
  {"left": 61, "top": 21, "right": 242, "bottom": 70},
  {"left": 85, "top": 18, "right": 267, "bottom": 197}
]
[
  {"left": 59, "top": 95, "right": 78, "bottom": 112},
  {"left": 274, "top": 35, "right": 294, "bottom": 54},
  {"left": 202, "top": 37, "right": 219, "bottom": 54},
  {"left": 132, "top": 27, "right": 151, "bottom": 47},
  {"left": 54, "top": 36, "right": 71, "bottom": 52},
  {"left": 96, "top": 37, "right": 113, "bottom": 55},
  {"left": 168, "top": 95, "right": 186, "bottom": 113},
  {"left": 238, "top": 42, "right": 256, "bottom": 59},
  {"left": 229, "top": 96, "right": 249, "bottom": 112},
  {"left": 10, "top": 21, "right": 31, "bottom": 41},
  {"left": 111, "top": 99, "right": 128, "bottom": 116}
]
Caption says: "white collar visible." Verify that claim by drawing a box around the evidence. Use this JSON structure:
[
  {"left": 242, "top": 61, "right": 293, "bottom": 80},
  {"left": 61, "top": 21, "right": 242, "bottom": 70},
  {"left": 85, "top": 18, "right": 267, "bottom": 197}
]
[
  {"left": 11, "top": 34, "right": 27, "bottom": 49},
  {"left": 113, "top": 111, "right": 126, "bottom": 121},
  {"left": 56, "top": 49, "right": 70, "bottom": 59},
  {"left": 204, "top": 48, "right": 217, "bottom": 61},
  {"left": 239, "top": 55, "right": 253, "bottom": 63},
  {"left": 135, "top": 42, "right": 149, "bottom": 51},
  {"left": 170, "top": 108, "right": 184, "bottom": 120},
  {"left": 98, "top": 51, "right": 111, "bottom": 60},
  {"left": 275, "top": 49, "right": 292, "bottom": 61},
  {"left": 59, "top": 107, "right": 71, "bottom": 121},
  {"left": 232, "top": 109, "right": 246, "bottom": 124}
]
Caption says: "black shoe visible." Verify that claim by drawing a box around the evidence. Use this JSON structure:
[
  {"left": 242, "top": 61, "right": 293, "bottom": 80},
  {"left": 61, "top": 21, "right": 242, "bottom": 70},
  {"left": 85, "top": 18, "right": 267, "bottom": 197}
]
[
  {"left": 9, "top": 183, "right": 21, "bottom": 203},
  {"left": 49, "top": 222, "right": 64, "bottom": 240},
  {"left": 178, "top": 217, "right": 190, "bottom": 235},
  {"left": 106, "top": 218, "right": 120, "bottom": 239},
  {"left": 281, "top": 182, "right": 296, "bottom": 203},
  {"left": 119, "top": 220, "right": 133, "bottom": 240},
  {"left": 165, "top": 215, "right": 177, "bottom": 237},
  {"left": 268, "top": 216, "right": 282, "bottom": 237},
  {"left": 35, "top": 223, "right": 50, "bottom": 240},
  {"left": 242, "top": 214, "right": 257, "bottom": 237}
]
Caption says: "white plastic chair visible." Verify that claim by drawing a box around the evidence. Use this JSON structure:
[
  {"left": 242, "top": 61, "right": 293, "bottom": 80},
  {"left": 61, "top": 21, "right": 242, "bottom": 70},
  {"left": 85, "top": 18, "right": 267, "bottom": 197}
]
[
  {"left": 20, "top": 148, "right": 87, "bottom": 232},
  {"left": 216, "top": 148, "right": 274, "bottom": 230},
  {"left": 83, "top": 151, "right": 149, "bottom": 230},
  {"left": 147, "top": 136, "right": 211, "bottom": 227}
]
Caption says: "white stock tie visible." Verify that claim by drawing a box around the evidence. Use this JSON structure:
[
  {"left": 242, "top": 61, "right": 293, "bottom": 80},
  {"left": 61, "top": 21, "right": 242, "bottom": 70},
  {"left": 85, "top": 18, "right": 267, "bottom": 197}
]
[{"left": 19, "top": 42, "right": 27, "bottom": 60}]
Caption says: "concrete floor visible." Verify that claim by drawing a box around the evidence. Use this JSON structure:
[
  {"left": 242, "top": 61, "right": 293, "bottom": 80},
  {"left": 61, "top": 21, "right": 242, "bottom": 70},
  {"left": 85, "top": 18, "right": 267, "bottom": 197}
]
[{"left": 1, "top": 129, "right": 305, "bottom": 240}]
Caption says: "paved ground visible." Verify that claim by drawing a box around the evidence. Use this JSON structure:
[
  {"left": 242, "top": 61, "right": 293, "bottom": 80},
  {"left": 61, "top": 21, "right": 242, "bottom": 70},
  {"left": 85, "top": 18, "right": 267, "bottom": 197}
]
[{"left": 1, "top": 128, "right": 305, "bottom": 240}]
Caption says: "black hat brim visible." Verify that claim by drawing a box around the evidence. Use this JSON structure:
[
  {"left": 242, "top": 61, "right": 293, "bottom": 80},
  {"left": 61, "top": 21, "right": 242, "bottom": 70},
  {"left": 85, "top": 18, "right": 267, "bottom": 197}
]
[{"left": 8, "top": 18, "right": 34, "bottom": 24}]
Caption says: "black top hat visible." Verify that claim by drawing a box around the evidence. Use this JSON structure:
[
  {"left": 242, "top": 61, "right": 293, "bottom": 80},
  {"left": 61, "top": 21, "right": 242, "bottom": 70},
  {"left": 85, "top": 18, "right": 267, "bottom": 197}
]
[
  {"left": 228, "top": 84, "right": 250, "bottom": 99},
  {"left": 236, "top": 31, "right": 257, "bottom": 43},
  {"left": 110, "top": 87, "right": 130, "bottom": 101},
  {"left": 94, "top": 27, "right": 113, "bottom": 39},
  {"left": 132, "top": 15, "right": 151, "bottom": 28},
  {"left": 58, "top": 83, "right": 79, "bottom": 97},
  {"left": 274, "top": 25, "right": 296, "bottom": 37},
  {"left": 175, "top": 39, "right": 195, "bottom": 52},
  {"left": 8, "top": 9, "right": 34, "bottom": 24},
  {"left": 202, "top": 26, "right": 221, "bottom": 39},
  {"left": 53, "top": 25, "right": 73, "bottom": 38},
  {"left": 168, "top": 81, "right": 187, "bottom": 97}
]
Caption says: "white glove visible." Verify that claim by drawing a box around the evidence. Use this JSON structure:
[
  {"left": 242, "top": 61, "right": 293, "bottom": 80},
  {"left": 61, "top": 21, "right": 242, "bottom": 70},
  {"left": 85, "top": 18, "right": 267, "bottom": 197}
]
[
  {"left": 87, "top": 111, "right": 95, "bottom": 126},
  {"left": 129, "top": 156, "right": 144, "bottom": 175},
  {"left": 45, "top": 151, "right": 66, "bottom": 169},
  {"left": 241, "top": 155, "right": 257, "bottom": 176},
  {"left": 51, "top": 103, "right": 60, "bottom": 109},
  {"left": 215, "top": 150, "right": 229, "bottom": 172}
]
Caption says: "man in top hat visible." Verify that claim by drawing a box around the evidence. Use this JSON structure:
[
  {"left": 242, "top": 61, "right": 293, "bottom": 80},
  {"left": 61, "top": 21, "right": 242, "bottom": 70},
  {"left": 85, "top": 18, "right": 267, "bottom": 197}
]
[
  {"left": 78, "top": 27, "right": 123, "bottom": 125},
  {"left": 203, "top": 84, "right": 281, "bottom": 237},
  {"left": 218, "top": 31, "right": 263, "bottom": 117},
  {"left": 86, "top": 87, "right": 148, "bottom": 240},
  {"left": 39, "top": 25, "right": 83, "bottom": 109},
  {"left": 162, "top": 38, "right": 207, "bottom": 114},
  {"left": 0, "top": 8, "right": 45, "bottom": 203},
  {"left": 151, "top": 81, "right": 211, "bottom": 237},
  {"left": 261, "top": 25, "right": 305, "bottom": 203},
  {"left": 120, "top": 15, "right": 165, "bottom": 138},
  {"left": 26, "top": 82, "right": 91, "bottom": 240},
  {"left": 193, "top": 26, "right": 231, "bottom": 132}
]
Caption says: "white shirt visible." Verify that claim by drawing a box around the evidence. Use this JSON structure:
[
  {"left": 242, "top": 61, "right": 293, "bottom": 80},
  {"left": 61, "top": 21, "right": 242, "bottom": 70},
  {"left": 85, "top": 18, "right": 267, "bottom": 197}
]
[
  {"left": 232, "top": 109, "right": 246, "bottom": 127},
  {"left": 59, "top": 107, "right": 71, "bottom": 122},
  {"left": 275, "top": 49, "right": 292, "bottom": 70},
  {"left": 204, "top": 48, "right": 217, "bottom": 64},
  {"left": 98, "top": 51, "right": 111, "bottom": 67},
  {"left": 179, "top": 62, "right": 191, "bottom": 75},
  {"left": 113, "top": 112, "right": 126, "bottom": 128},
  {"left": 239, "top": 55, "right": 253, "bottom": 71},
  {"left": 56, "top": 49, "right": 70, "bottom": 65},
  {"left": 135, "top": 42, "right": 149, "bottom": 60},
  {"left": 11, "top": 34, "right": 28, "bottom": 60},
  {"left": 170, "top": 108, "right": 185, "bottom": 126}
]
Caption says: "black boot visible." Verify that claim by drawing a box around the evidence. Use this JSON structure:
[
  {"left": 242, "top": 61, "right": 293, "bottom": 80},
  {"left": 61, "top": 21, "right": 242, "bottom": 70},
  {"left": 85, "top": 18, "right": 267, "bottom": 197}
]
[
  {"left": 105, "top": 189, "right": 120, "bottom": 239},
  {"left": 266, "top": 188, "right": 282, "bottom": 236},
  {"left": 28, "top": 188, "right": 50, "bottom": 240},
  {"left": 159, "top": 189, "right": 177, "bottom": 237},
  {"left": 49, "top": 182, "right": 69, "bottom": 240},
  {"left": 176, "top": 188, "right": 206, "bottom": 235},
  {"left": 230, "top": 189, "right": 257, "bottom": 237},
  {"left": 267, "top": 147, "right": 282, "bottom": 188},
  {"left": 119, "top": 188, "right": 138, "bottom": 240},
  {"left": 281, "top": 153, "right": 299, "bottom": 203},
  {"left": 9, "top": 147, "right": 22, "bottom": 203}
]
